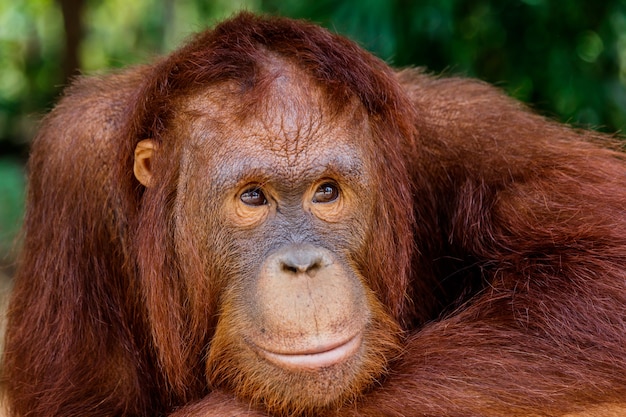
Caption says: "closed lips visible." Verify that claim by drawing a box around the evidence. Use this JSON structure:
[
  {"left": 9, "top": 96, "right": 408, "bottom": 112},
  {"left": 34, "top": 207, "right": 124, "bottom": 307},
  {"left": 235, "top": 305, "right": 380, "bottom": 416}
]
[{"left": 256, "top": 334, "right": 363, "bottom": 370}]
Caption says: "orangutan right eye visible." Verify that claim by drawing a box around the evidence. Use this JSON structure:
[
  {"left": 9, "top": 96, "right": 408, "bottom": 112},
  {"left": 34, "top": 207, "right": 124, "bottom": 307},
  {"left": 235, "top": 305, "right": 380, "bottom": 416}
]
[
  {"left": 240, "top": 187, "right": 268, "bottom": 206},
  {"left": 312, "top": 182, "right": 340, "bottom": 204}
]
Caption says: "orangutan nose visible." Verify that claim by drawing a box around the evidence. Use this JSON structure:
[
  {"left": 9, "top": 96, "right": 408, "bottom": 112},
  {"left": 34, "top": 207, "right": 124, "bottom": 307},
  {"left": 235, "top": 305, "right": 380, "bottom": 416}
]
[{"left": 277, "top": 244, "right": 331, "bottom": 276}]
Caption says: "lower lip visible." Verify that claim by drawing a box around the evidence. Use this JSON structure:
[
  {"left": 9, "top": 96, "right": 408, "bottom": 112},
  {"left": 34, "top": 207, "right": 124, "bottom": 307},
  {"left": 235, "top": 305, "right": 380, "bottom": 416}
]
[{"left": 258, "top": 335, "right": 363, "bottom": 370}]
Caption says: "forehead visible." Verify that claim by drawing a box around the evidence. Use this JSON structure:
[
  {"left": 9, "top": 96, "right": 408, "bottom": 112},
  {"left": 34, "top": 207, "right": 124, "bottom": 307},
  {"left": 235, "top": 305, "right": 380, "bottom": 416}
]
[{"left": 173, "top": 63, "right": 371, "bottom": 182}]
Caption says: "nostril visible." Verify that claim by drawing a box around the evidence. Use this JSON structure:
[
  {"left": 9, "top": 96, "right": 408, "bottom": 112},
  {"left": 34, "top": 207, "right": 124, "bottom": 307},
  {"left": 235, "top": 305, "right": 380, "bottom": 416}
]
[
  {"left": 279, "top": 248, "right": 325, "bottom": 276},
  {"left": 281, "top": 258, "right": 322, "bottom": 275},
  {"left": 281, "top": 260, "right": 321, "bottom": 274},
  {"left": 281, "top": 263, "right": 300, "bottom": 274}
]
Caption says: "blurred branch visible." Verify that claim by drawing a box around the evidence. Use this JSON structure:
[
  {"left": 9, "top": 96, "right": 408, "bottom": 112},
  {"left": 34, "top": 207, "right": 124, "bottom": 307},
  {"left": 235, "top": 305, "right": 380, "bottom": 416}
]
[{"left": 57, "top": 0, "right": 86, "bottom": 83}]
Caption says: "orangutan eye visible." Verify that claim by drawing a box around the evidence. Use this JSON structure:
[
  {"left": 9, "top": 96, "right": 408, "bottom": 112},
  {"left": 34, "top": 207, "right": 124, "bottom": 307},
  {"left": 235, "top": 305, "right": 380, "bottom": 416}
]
[
  {"left": 312, "top": 182, "right": 339, "bottom": 204},
  {"left": 240, "top": 187, "right": 268, "bottom": 206}
]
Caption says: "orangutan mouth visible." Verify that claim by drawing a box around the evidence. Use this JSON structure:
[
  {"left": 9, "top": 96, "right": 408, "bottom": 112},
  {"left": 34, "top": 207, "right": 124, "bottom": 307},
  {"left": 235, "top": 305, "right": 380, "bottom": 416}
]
[{"left": 257, "top": 334, "right": 363, "bottom": 370}]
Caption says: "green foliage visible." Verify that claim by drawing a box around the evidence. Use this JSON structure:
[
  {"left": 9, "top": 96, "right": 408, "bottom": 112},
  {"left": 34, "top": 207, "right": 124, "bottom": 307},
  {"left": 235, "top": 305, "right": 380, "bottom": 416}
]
[
  {"left": 80, "top": 0, "right": 260, "bottom": 72},
  {"left": 0, "top": 158, "right": 24, "bottom": 259},
  {"left": 0, "top": 0, "right": 64, "bottom": 150}
]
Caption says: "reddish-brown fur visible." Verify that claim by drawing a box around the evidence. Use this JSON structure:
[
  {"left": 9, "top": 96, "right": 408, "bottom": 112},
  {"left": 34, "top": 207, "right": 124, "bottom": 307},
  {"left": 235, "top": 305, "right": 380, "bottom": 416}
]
[{"left": 3, "top": 12, "right": 626, "bottom": 417}]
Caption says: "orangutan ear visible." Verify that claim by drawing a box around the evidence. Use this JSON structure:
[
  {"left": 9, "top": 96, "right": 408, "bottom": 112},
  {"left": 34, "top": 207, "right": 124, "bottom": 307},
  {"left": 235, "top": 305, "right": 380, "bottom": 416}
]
[{"left": 134, "top": 139, "right": 156, "bottom": 187}]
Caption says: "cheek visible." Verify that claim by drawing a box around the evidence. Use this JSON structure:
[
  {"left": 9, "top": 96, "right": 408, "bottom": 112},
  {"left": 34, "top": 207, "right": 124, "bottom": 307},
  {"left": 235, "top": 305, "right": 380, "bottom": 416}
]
[
  {"left": 172, "top": 178, "right": 240, "bottom": 308},
  {"left": 228, "top": 198, "right": 272, "bottom": 228},
  {"left": 314, "top": 203, "right": 373, "bottom": 260}
]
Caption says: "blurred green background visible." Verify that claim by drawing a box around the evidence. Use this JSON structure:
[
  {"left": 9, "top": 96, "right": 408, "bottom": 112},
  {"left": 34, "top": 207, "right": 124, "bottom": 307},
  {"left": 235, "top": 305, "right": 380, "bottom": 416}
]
[{"left": 2, "top": 0, "right": 626, "bottom": 277}]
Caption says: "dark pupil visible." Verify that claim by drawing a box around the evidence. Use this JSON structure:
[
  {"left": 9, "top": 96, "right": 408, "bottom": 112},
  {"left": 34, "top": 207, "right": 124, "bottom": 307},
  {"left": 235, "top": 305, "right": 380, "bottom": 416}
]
[
  {"left": 313, "top": 183, "right": 339, "bottom": 203},
  {"left": 241, "top": 188, "right": 267, "bottom": 206}
]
